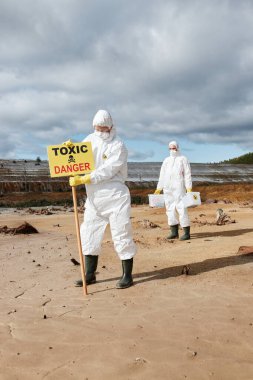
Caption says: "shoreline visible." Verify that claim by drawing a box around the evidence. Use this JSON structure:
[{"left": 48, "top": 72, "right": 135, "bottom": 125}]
[{"left": 0, "top": 182, "right": 253, "bottom": 207}]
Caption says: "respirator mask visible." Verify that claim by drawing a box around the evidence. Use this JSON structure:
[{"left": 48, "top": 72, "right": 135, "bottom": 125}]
[
  {"left": 170, "top": 150, "right": 178, "bottom": 157},
  {"left": 94, "top": 130, "right": 111, "bottom": 141}
]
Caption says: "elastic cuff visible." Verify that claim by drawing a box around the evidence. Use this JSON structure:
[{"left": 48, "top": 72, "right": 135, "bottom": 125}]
[
  {"left": 119, "top": 252, "right": 136, "bottom": 260},
  {"left": 89, "top": 173, "right": 95, "bottom": 184}
]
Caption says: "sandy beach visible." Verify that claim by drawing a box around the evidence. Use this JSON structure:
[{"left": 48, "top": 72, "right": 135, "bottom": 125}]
[{"left": 0, "top": 197, "right": 253, "bottom": 379}]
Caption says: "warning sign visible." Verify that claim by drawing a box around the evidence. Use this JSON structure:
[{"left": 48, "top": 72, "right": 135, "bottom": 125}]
[{"left": 47, "top": 142, "right": 95, "bottom": 178}]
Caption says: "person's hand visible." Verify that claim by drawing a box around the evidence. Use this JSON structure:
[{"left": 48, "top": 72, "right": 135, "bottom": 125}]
[
  {"left": 186, "top": 188, "right": 192, "bottom": 192},
  {"left": 69, "top": 175, "right": 91, "bottom": 187},
  {"left": 63, "top": 139, "right": 74, "bottom": 147},
  {"left": 154, "top": 189, "right": 162, "bottom": 194}
]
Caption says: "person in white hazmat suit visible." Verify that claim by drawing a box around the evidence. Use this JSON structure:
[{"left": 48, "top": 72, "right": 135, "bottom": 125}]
[
  {"left": 154, "top": 141, "right": 192, "bottom": 240},
  {"left": 68, "top": 110, "right": 136, "bottom": 289}
]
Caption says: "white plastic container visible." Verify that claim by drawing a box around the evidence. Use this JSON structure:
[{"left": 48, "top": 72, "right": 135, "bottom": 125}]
[
  {"left": 182, "top": 192, "right": 201, "bottom": 208},
  {"left": 148, "top": 194, "right": 165, "bottom": 208}
]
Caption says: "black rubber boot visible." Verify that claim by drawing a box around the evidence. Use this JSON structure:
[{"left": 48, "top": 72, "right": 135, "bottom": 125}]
[
  {"left": 116, "top": 258, "right": 133, "bottom": 289},
  {"left": 75, "top": 255, "right": 98, "bottom": 287},
  {"left": 167, "top": 224, "right": 179, "bottom": 239},
  {"left": 180, "top": 226, "right": 190, "bottom": 241}
]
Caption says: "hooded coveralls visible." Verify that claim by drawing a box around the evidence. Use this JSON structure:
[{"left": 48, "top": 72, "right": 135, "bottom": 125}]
[
  {"left": 157, "top": 152, "right": 192, "bottom": 227},
  {"left": 80, "top": 127, "right": 136, "bottom": 261}
]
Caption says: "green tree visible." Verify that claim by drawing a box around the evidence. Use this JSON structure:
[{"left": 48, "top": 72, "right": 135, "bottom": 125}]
[
  {"left": 220, "top": 152, "right": 253, "bottom": 164},
  {"left": 35, "top": 156, "right": 41, "bottom": 165}
]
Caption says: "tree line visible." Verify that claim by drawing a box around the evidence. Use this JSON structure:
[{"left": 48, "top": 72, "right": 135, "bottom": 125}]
[{"left": 220, "top": 152, "right": 253, "bottom": 164}]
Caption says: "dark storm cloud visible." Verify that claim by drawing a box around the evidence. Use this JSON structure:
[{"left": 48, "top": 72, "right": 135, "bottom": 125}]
[{"left": 1, "top": 0, "right": 253, "bottom": 159}]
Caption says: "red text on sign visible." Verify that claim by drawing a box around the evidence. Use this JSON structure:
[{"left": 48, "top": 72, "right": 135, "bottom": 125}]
[{"left": 54, "top": 162, "right": 91, "bottom": 174}]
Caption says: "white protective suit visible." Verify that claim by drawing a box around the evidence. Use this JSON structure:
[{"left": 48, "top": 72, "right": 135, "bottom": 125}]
[
  {"left": 80, "top": 111, "right": 136, "bottom": 260},
  {"left": 157, "top": 142, "right": 192, "bottom": 227}
]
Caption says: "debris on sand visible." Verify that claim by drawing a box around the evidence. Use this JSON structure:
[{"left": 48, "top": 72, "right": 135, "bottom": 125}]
[
  {"left": 205, "top": 199, "right": 218, "bottom": 204},
  {"left": 138, "top": 219, "right": 160, "bottom": 229},
  {"left": 237, "top": 246, "right": 253, "bottom": 255},
  {"left": 0, "top": 222, "right": 38, "bottom": 235},
  {"left": 216, "top": 208, "right": 236, "bottom": 225},
  {"left": 27, "top": 208, "right": 53, "bottom": 215},
  {"left": 156, "top": 237, "right": 175, "bottom": 244},
  {"left": 133, "top": 238, "right": 150, "bottom": 247},
  {"left": 134, "top": 357, "right": 147, "bottom": 364},
  {"left": 193, "top": 209, "right": 236, "bottom": 226},
  {"left": 70, "top": 258, "right": 80, "bottom": 266},
  {"left": 192, "top": 216, "right": 215, "bottom": 226},
  {"left": 181, "top": 265, "right": 190, "bottom": 275}
]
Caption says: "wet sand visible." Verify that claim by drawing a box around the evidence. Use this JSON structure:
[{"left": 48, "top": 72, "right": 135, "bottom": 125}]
[{"left": 0, "top": 201, "right": 253, "bottom": 379}]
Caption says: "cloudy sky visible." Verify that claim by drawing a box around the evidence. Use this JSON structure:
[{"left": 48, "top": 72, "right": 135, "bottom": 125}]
[{"left": 1, "top": 0, "right": 253, "bottom": 163}]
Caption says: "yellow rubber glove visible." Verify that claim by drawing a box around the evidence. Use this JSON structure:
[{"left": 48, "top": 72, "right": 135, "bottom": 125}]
[
  {"left": 154, "top": 189, "right": 162, "bottom": 194},
  {"left": 187, "top": 188, "right": 192, "bottom": 192},
  {"left": 69, "top": 175, "right": 91, "bottom": 187},
  {"left": 63, "top": 139, "right": 74, "bottom": 147}
]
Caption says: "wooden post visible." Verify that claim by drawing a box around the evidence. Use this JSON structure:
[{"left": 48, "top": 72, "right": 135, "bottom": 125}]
[{"left": 72, "top": 186, "right": 87, "bottom": 295}]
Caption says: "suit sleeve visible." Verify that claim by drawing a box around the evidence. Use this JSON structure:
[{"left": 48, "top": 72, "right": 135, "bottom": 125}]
[
  {"left": 157, "top": 160, "right": 166, "bottom": 189},
  {"left": 183, "top": 157, "right": 192, "bottom": 190}
]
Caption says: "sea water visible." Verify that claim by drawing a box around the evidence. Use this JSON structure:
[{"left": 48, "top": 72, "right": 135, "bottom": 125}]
[
  {"left": 127, "top": 163, "right": 253, "bottom": 183},
  {"left": 1, "top": 159, "right": 253, "bottom": 184}
]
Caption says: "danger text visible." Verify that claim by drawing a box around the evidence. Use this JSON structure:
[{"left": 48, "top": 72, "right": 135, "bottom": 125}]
[{"left": 54, "top": 162, "right": 91, "bottom": 174}]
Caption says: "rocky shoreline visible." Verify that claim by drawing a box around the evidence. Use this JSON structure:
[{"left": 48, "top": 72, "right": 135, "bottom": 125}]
[{"left": 0, "top": 182, "right": 252, "bottom": 208}]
